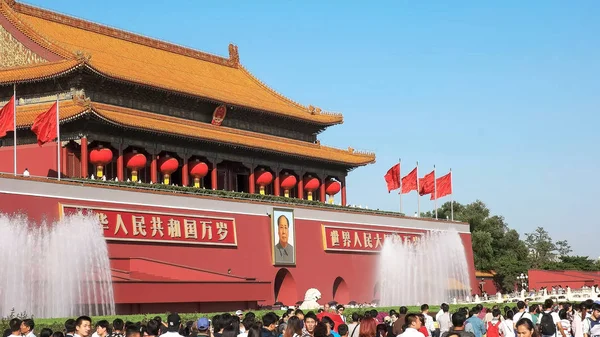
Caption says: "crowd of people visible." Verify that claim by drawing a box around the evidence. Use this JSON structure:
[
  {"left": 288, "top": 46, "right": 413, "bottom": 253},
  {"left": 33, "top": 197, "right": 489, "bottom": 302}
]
[{"left": 2, "top": 298, "right": 599, "bottom": 337}]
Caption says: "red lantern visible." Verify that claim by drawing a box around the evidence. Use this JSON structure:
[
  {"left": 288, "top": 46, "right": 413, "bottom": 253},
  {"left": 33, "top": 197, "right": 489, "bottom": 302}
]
[
  {"left": 124, "top": 152, "right": 146, "bottom": 182},
  {"left": 325, "top": 180, "right": 341, "bottom": 204},
  {"left": 189, "top": 160, "right": 209, "bottom": 188},
  {"left": 280, "top": 174, "right": 297, "bottom": 198},
  {"left": 158, "top": 156, "right": 179, "bottom": 185},
  {"left": 325, "top": 180, "right": 341, "bottom": 195},
  {"left": 255, "top": 170, "right": 273, "bottom": 195},
  {"left": 89, "top": 147, "right": 113, "bottom": 178},
  {"left": 303, "top": 176, "right": 320, "bottom": 201}
]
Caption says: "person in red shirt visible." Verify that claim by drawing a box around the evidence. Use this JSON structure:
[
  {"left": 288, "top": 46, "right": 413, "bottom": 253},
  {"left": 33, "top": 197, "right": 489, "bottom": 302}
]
[{"left": 417, "top": 315, "right": 429, "bottom": 337}]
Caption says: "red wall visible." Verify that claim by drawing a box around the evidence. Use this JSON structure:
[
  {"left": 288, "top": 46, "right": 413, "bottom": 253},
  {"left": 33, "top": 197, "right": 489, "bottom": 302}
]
[
  {"left": 0, "top": 142, "right": 58, "bottom": 177},
  {"left": 528, "top": 270, "right": 600, "bottom": 290},
  {"left": 0, "top": 192, "right": 477, "bottom": 306}
]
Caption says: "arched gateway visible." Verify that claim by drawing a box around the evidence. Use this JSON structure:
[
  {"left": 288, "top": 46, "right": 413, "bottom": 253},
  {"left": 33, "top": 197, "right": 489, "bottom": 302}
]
[
  {"left": 333, "top": 277, "right": 350, "bottom": 304},
  {"left": 274, "top": 268, "right": 297, "bottom": 306}
]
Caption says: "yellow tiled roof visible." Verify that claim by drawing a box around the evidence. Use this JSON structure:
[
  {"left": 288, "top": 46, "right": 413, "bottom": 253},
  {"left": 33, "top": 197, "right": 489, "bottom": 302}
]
[
  {"left": 15, "top": 99, "right": 88, "bottom": 127},
  {"left": 14, "top": 99, "right": 375, "bottom": 166},
  {"left": 0, "top": 60, "right": 81, "bottom": 84},
  {"left": 4, "top": 1, "right": 343, "bottom": 125}
]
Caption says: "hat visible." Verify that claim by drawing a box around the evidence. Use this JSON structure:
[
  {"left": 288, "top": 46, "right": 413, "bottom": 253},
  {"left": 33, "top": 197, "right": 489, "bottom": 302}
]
[
  {"left": 235, "top": 310, "right": 243, "bottom": 316},
  {"left": 197, "top": 318, "right": 210, "bottom": 330},
  {"left": 167, "top": 313, "right": 181, "bottom": 331}
]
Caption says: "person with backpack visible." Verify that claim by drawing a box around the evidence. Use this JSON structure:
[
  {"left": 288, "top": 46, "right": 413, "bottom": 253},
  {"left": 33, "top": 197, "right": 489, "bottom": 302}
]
[
  {"left": 514, "top": 302, "right": 534, "bottom": 329},
  {"left": 486, "top": 309, "right": 502, "bottom": 337},
  {"left": 540, "top": 299, "right": 566, "bottom": 337},
  {"left": 501, "top": 310, "right": 515, "bottom": 337}
]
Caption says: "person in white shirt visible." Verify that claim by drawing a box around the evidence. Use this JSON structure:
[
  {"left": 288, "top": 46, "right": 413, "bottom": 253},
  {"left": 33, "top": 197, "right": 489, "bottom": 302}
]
[
  {"left": 9, "top": 318, "right": 22, "bottom": 337},
  {"left": 347, "top": 313, "right": 360, "bottom": 337},
  {"left": 21, "top": 319, "right": 36, "bottom": 337},
  {"left": 438, "top": 303, "right": 453, "bottom": 335},
  {"left": 540, "top": 299, "right": 566, "bottom": 337},
  {"left": 399, "top": 314, "right": 425, "bottom": 337},
  {"left": 23, "top": 168, "right": 30, "bottom": 177},
  {"left": 572, "top": 304, "right": 586, "bottom": 337},
  {"left": 421, "top": 304, "right": 435, "bottom": 337},
  {"left": 74, "top": 316, "right": 92, "bottom": 337},
  {"left": 159, "top": 313, "right": 185, "bottom": 337},
  {"left": 92, "top": 320, "right": 109, "bottom": 337},
  {"left": 500, "top": 311, "right": 515, "bottom": 337},
  {"left": 514, "top": 301, "right": 533, "bottom": 328}
]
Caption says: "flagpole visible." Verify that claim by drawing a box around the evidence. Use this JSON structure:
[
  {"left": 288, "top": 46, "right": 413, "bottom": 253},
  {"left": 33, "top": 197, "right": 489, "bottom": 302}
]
[
  {"left": 56, "top": 95, "right": 60, "bottom": 181},
  {"left": 434, "top": 165, "right": 437, "bottom": 220},
  {"left": 399, "top": 158, "right": 402, "bottom": 214},
  {"left": 416, "top": 161, "right": 420, "bottom": 217},
  {"left": 450, "top": 168, "right": 454, "bottom": 221},
  {"left": 13, "top": 83, "right": 16, "bottom": 176}
]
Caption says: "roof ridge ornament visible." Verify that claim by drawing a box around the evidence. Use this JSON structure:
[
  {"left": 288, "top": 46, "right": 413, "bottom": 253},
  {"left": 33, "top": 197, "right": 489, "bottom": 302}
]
[
  {"left": 74, "top": 50, "right": 91, "bottom": 62},
  {"left": 72, "top": 89, "right": 92, "bottom": 108},
  {"left": 308, "top": 105, "right": 322, "bottom": 115},
  {"left": 228, "top": 44, "right": 239, "bottom": 67},
  {"left": 5, "top": 0, "right": 16, "bottom": 7}
]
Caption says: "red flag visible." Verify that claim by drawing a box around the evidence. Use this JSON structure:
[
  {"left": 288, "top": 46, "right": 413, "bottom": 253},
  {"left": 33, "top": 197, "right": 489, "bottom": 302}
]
[
  {"left": 384, "top": 163, "right": 400, "bottom": 192},
  {"left": 419, "top": 170, "right": 435, "bottom": 196},
  {"left": 31, "top": 102, "right": 57, "bottom": 146},
  {"left": 0, "top": 96, "right": 15, "bottom": 138},
  {"left": 401, "top": 167, "right": 418, "bottom": 193},
  {"left": 431, "top": 172, "right": 452, "bottom": 200}
]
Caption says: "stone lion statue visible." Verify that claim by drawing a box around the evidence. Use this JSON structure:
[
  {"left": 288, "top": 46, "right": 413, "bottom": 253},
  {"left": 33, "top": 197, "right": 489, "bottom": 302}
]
[{"left": 299, "top": 288, "right": 322, "bottom": 310}]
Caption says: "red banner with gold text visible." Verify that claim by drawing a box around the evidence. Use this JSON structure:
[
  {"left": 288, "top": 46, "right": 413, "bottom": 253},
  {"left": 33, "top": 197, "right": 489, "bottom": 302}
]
[
  {"left": 61, "top": 204, "right": 237, "bottom": 246},
  {"left": 322, "top": 225, "right": 422, "bottom": 253}
]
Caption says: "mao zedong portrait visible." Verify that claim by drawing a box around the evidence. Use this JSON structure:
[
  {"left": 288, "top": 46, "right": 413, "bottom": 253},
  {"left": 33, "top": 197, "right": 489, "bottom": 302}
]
[{"left": 274, "top": 215, "right": 294, "bottom": 264}]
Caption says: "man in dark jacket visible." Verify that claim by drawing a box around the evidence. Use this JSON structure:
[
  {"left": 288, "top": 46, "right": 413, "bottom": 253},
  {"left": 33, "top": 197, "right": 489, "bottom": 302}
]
[
  {"left": 261, "top": 312, "right": 279, "bottom": 337},
  {"left": 393, "top": 307, "right": 408, "bottom": 336},
  {"left": 441, "top": 312, "right": 476, "bottom": 337}
]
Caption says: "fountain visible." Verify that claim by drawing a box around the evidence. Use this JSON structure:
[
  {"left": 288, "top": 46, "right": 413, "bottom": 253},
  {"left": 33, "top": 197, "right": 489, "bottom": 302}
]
[
  {"left": 378, "top": 230, "right": 472, "bottom": 306},
  {"left": 0, "top": 212, "right": 115, "bottom": 318}
]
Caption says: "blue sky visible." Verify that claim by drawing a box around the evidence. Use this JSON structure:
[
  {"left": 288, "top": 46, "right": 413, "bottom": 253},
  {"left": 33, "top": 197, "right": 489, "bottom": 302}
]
[{"left": 27, "top": 1, "right": 599, "bottom": 257}]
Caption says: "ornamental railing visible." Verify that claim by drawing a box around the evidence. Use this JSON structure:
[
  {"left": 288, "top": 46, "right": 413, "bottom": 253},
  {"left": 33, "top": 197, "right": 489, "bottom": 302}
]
[{"left": 1, "top": 173, "right": 416, "bottom": 218}]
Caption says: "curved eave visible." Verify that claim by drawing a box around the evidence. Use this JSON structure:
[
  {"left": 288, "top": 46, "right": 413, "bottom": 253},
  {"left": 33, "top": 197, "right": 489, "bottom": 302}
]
[
  {"left": 12, "top": 99, "right": 89, "bottom": 128},
  {"left": 83, "top": 62, "right": 344, "bottom": 126},
  {"left": 87, "top": 105, "right": 373, "bottom": 167},
  {"left": 0, "top": 59, "right": 82, "bottom": 85}
]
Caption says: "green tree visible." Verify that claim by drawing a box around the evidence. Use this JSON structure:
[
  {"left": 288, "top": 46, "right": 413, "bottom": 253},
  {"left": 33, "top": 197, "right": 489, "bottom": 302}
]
[
  {"left": 542, "top": 256, "right": 599, "bottom": 271},
  {"left": 555, "top": 240, "right": 572, "bottom": 257},
  {"left": 525, "top": 227, "right": 557, "bottom": 268}
]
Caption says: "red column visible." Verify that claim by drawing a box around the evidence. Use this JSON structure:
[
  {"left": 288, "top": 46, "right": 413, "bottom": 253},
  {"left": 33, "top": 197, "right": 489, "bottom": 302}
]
[
  {"left": 80, "top": 137, "right": 88, "bottom": 178},
  {"left": 274, "top": 170, "right": 280, "bottom": 196},
  {"left": 182, "top": 157, "right": 189, "bottom": 187},
  {"left": 150, "top": 153, "right": 157, "bottom": 183},
  {"left": 117, "top": 145, "right": 124, "bottom": 182},
  {"left": 341, "top": 177, "right": 347, "bottom": 206},
  {"left": 297, "top": 174, "right": 304, "bottom": 199},
  {"left": 249, "top": 167, "right": 255, "bottom": 194},
  {"left": 61, "top": 145, "right": 68, "bottom": 178},
  {"left": 211, "top": 163, "right": 218, "bottom": 190},
  {"left": 320, "top": 179, "right": 326, "bottom": 202}
]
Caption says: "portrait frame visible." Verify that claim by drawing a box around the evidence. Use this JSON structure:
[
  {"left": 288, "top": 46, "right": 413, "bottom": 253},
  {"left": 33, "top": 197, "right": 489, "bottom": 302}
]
[{"left": 271, "top": 208, "right": 296, "bottom": 266}]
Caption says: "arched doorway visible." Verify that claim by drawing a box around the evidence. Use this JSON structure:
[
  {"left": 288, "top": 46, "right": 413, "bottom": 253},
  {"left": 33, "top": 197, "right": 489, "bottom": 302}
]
[
  {"left": 333, "top": 277, "right": 350, "bottom": 304},
  {"left": 274, "top": 268, "right": 297, "bottom": 306}
]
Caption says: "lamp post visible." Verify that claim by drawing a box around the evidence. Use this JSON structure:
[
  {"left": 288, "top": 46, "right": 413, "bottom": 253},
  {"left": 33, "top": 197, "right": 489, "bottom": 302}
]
[{"left": 517, "top": 273, "right": 529, "bottom": 291}]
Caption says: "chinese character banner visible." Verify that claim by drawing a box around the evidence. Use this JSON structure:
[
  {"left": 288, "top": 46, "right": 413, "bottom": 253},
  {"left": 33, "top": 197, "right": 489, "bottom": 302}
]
[
  {"left": 322, "top": 225, "right": 421, "bottom": 252},
  {"left": 61, "top": 204, "right": 237, "bottom": 246}
]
